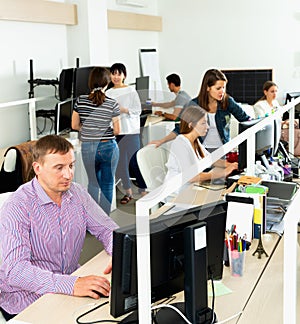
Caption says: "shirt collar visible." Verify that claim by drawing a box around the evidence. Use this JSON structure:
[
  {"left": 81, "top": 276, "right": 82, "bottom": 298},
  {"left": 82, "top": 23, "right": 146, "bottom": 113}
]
[{"left": 32, "top": 177, "right": 73, "bottom": 205}]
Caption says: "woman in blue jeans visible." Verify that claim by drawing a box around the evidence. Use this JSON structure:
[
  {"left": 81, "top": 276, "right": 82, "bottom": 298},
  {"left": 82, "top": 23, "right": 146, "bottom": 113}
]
[
  {"left": 81, "top": 140, "right": 119, "bottom": 215},
  {"left": 72, "top": 67, "right": 120, "bottom": 215}
]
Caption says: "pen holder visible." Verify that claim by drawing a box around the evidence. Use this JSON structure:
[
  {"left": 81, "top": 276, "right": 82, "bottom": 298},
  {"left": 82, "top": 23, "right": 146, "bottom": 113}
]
[{"left": 229, "top": 249, "right": 245, "bottom": 277}]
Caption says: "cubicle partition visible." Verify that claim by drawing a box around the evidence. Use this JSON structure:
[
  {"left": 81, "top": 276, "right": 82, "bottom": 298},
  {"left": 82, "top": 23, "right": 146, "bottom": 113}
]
[{"left": 135, "top": 97, "right": 300, "bottom": 323}]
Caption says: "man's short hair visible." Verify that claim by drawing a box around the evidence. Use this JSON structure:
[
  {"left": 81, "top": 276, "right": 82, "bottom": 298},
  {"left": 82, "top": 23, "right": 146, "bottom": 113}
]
[
  {"left": 33, "top": 135, "right": 73, "bottom": 163},
  {"left": 166, "top": 74, "right": 181, "bottom": 87}
]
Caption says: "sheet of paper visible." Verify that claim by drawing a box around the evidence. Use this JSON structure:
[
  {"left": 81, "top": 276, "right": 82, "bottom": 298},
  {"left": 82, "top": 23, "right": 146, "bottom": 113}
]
[
  {"left": 226, "top": 201, "right": 254, "bottom": 241},
  {"left": 207, "top": 280, "right": 232, "bottom": 297}
]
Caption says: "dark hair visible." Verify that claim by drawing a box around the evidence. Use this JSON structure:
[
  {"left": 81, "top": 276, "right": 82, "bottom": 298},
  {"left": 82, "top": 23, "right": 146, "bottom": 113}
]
[
  {"left": 198, "top": 69, "right": 229, "bottom": 111},
  {"left": 110, "top": 63, "right": 127, "bottom": 78},
  {"left": 259, "top": 80, "right": 278, "bottom": 101},
  {"left": 33, "top": 135, "right": 73, "bottom": 163},
  {"left": 180, "top": 106, "right": 207, "bottom": 158},
  {"left": 88, "top": 67, "right": 110, "bottom": 106},
  {"left": 166, "top": 73, "right": 181, "bottom": 87}
]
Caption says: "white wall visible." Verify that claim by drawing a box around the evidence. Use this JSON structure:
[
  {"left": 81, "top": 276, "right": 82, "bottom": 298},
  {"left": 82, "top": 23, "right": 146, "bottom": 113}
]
[
  {"left": 0, "top": 16, "right": 69, "bottom": 147},
  {"left": 157, "top": 0, "right": 300, "bottom": 103},
  {"left": 106, "top": 0, "right": 160, "bottom": 85}
]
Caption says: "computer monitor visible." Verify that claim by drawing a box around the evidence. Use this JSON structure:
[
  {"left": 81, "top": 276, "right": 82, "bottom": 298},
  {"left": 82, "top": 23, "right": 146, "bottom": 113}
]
[
  {"left": 58, "top": 68, "right": 74, "bottom": 101},
  {"left": 283, "top": 92, "right": 300, "bottom": 121},
  {"left": 55, "top": 98, "right": 74, "bottom": 135},
  {"left": 73, "top": 66, "right": 95, "bottom": 98},
  {"left": 110, "top": 200, "right": 227, "bottom": 322},
  {"left": 238, "top": 117, "right": 280, "bottom": 170},
  {"left": 136, "top": 76, "right": 150, "bottom": 104}
]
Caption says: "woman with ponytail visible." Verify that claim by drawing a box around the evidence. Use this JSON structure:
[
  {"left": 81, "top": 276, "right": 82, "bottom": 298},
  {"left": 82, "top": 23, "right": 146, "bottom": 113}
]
[{"left": 72, "top": 67, "right": 120, "bottom": 215}]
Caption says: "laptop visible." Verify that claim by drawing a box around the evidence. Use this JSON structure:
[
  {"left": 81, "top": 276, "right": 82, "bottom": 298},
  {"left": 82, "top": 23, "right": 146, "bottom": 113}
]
[{"left": 261, "top": 180, "right": 297, "bottom": 208}]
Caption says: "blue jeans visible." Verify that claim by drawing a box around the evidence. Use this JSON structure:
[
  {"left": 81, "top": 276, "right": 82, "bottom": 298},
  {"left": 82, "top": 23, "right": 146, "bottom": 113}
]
[
  {"left": 116, "top": 134, "right": 146, "bottom": 192},
  {"left": 81, "top": 140, "right": 119, "bottom": 215}
]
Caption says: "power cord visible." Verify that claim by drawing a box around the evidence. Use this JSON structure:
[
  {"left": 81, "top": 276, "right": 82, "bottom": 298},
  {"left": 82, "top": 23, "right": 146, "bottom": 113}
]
[
  {"left": 75, "top": 301, "right": 119, "bottom": 324},
  {"left": 151, "top": 304, "right": 192, "bottom": 324}
]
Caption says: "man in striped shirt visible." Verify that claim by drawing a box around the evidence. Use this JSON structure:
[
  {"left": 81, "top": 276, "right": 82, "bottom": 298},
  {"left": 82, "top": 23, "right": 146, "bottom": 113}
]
[{"left": 0, "top": 135, "right": 119, "bottom": 320}]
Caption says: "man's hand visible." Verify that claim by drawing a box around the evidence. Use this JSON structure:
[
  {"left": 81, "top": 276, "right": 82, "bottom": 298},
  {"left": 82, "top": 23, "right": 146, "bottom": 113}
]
[
  {"left": 154, "top": 111, "right": 163, "bottom": 116},
  {"left": 73, "top": 275, "right": 110, "bottom": 299}
]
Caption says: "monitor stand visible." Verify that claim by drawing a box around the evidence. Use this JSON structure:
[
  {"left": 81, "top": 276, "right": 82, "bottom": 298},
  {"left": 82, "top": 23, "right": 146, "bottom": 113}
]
[
  {"left": 119, "top": 304, "right": 217, "bottom": 324},
  {"left": 156, "top": 222, "right": 218, "bottom": 324},
  {"left": 155, "top": 303, "right": 216, "bottom": 323},
  {"left": 120, "top": 222, "right": 218, "bottom": 324}
]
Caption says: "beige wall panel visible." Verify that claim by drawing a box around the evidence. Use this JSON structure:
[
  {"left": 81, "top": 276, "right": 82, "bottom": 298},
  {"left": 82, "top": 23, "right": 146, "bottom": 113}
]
[
  {"left": 107, "top": 10, "right": 162, "bottom": 31},
  {"left": 0, "top": 0, "right": 77, "bottom": 25}
]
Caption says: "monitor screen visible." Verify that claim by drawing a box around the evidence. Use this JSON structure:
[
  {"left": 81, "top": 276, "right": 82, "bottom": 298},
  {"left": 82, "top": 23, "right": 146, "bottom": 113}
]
[
  {"left": 55, "top": 99, "right": 74, "bottom": 135},
  {"left": 73, "top": 66, "right": 95, "bottom": 98},
  {"left": 110, "top": 200, "right": 227, "bottom": 321},
  {"left": 238, "top": 118, "right": 276, "bottom": 170},
  {"left": 136, "top": 76, "right": 150, "bottom": 105},
  {"left": 58, "top": 68, "right": 74, "bottom": 101}
]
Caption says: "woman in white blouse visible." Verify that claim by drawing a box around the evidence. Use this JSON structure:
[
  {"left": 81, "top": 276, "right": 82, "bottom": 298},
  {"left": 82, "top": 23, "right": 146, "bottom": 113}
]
[
  {"left": 106, "top": 63, "right": 146, "bottom": 204},
  {"left": 165, "top": 106, "right": 239, "bottom": 186},
  {"left": 253, "top": 81, "right": 280, "bottom": 119}
]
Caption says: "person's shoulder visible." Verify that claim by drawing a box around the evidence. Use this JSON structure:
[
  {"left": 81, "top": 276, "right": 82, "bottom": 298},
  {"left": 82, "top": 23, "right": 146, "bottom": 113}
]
[
  {"left": 253, "top": 99, "right": 265, "bottom": 108},
  {"left": 105, "top": 95, "right": 118, "bottom": 105},
  {"left": 191, "top": 97, "right": 199, "bottom": 105},
  {"left": 227, "top": 96, "right": 237, "bottom": 104},
  {"left": 2, "top": 180, "right": 36, "bottom": 208},
  {"left": 179, "top": 89, "right": 191, "bottom": 98},
  {"left": 70, "top": 182, "right": 88, "bottom": 195},
  {"left": 77, "top": 94, "right": 89, "bottom": 101}
]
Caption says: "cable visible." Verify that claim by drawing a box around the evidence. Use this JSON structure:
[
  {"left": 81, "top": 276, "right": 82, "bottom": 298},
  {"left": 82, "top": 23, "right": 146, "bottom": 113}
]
[
  {"left": 209, "top": 277, "right": 215, "bottom": 324},
  {"left": 151, "top": 304, "right": 192, "bottom": 324},
  {"left": 75, "top": 301, "right": 119, "bottom": 324}
]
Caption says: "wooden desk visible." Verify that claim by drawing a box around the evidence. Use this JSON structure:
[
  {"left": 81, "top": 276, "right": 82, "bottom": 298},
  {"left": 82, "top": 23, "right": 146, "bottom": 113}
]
[
  {"left": 11, "top": 234, "right": 281, "bottom": 324},
  {"left": 237, "top": 236, "right": 300, "bottom": 324},
  {"left": 12, "top": 184, "right": 282, "bottom": 324},
  {"left": 11, "top": 185, "right": 283, "bottom": 324}
]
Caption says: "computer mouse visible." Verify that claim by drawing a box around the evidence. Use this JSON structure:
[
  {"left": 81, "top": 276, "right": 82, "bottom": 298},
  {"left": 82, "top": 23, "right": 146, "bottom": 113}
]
[{"left": 92, "top": 289, "right": 108, "bottom": 298}]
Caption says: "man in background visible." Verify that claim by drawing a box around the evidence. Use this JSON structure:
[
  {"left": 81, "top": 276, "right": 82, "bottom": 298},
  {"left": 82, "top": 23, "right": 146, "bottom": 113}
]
[{"left": 152, "top": 73, "right": 191, "bottom": 121}]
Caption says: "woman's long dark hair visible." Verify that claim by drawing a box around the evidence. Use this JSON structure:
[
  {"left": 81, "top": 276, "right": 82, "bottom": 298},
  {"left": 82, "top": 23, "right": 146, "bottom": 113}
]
[
  {"left": 88, "top": 67, "right": 110, "bottom": 106},
  {"left": 180, "top": 106, "right": 207, "bottom": 158},
  {"left": 197, "top": 69, "right": 229, "bottom": 111}
]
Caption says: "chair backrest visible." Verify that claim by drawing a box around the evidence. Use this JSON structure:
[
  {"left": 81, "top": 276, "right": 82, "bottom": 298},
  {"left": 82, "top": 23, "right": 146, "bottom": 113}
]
[
  {"left": 136, "top": 145, "right": 169, "bottom": 191},
  {"left": 0, "top": 192, "right": 12, "bottom": 209}
]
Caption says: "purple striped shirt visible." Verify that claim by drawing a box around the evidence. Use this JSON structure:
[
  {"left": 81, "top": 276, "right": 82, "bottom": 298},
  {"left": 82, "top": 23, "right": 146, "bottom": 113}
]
[{"left": 0, "top": 177, "right": 119, "bottom": 314}]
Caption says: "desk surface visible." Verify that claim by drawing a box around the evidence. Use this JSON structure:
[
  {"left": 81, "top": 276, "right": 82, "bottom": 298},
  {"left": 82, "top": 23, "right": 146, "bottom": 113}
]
[
  {"left": 237, "top": 236, "right": 300, "bottom": 324},
  {"left": 12, "top": 185, "right": 284, "bottom": 324},
  {"left": 12, "top": 234, "right": 281, "bottom": 324}
]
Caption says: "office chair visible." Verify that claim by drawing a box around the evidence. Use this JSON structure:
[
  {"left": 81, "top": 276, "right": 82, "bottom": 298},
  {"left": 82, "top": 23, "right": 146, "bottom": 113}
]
[{"left": 136, "top": 144, "right": 169, "bottom": 192}]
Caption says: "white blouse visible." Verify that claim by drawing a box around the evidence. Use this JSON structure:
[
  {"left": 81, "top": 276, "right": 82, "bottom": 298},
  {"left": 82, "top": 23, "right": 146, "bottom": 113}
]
[
  {"left": 253, "top": 99, "right": 280, "bottom": 119},
  {"left": 165, "top": 135, "right": 209, "bottom": 186},
  {"left": 106, "top": 86, "right": 141, "bottom": 135}
]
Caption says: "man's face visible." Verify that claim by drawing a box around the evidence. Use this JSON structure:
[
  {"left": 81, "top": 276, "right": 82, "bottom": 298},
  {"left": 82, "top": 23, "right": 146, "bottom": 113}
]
[{"left": 32, "top": 149, "right": 75, "bottom": 195}]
